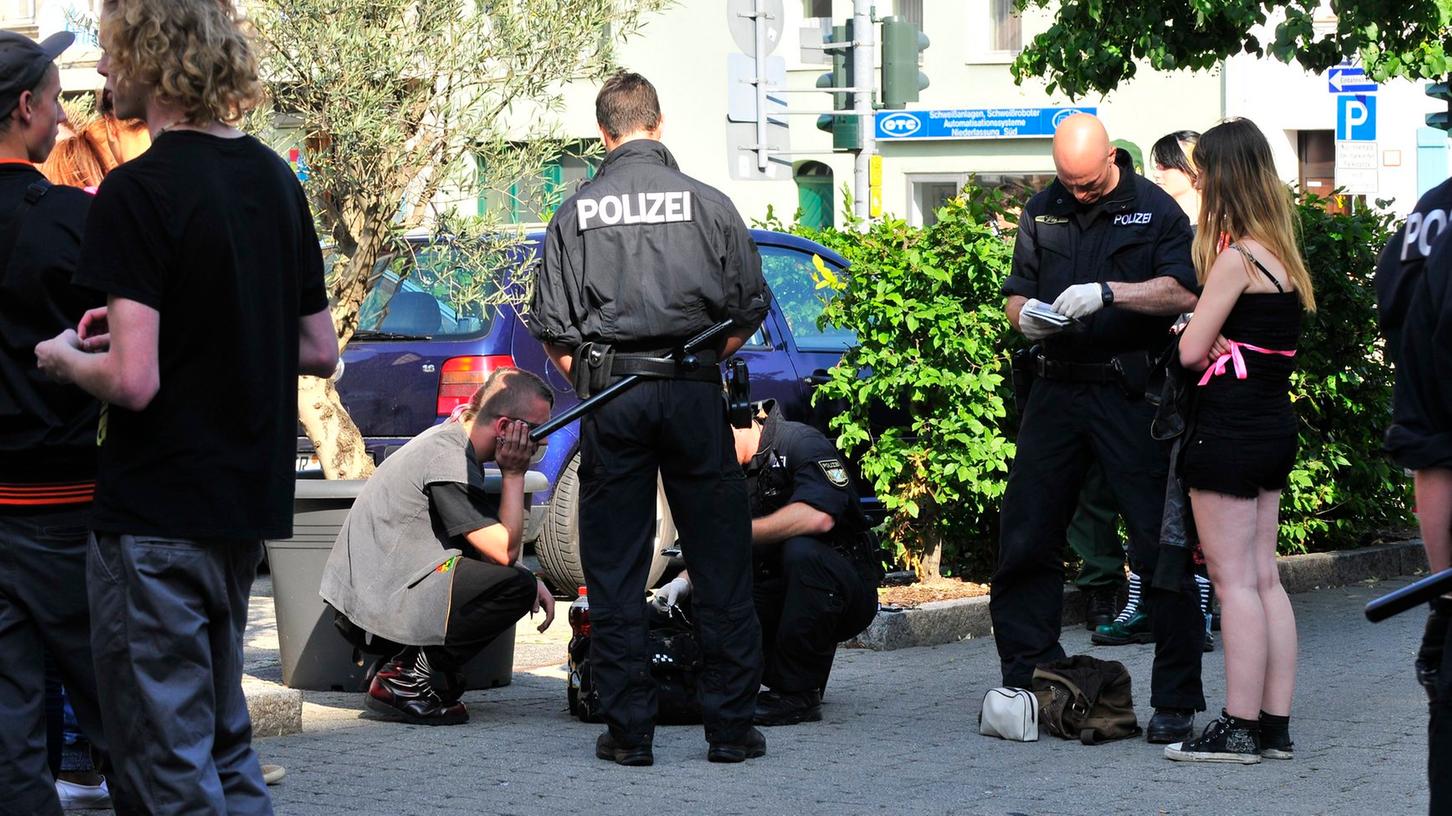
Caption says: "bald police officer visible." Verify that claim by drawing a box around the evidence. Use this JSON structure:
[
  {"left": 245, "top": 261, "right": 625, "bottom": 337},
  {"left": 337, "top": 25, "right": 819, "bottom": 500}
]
[
  {"left": 994, "top": 114, "right": 1207, "bottom": 744},
  {"left": 529, "top": 72, "right": 771, "bottom": 767}
]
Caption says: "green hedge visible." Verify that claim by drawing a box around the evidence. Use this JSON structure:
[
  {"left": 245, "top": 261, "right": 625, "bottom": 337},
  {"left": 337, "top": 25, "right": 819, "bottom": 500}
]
[{"left": 761, "top": 187, "right": 1412, "bottom": 580}]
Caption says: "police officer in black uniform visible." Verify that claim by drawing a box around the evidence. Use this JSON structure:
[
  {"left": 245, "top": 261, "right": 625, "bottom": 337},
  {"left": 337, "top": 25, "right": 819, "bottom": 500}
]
[
  {"left": 1374, "top": 174, "right": 1452, "bottom": 816},
  {"left": 529, "top": 72, "right": 771, "bottom": 767},
  {"left": 994, "top": 114, "right": 1207, "bottom": 744},
  {"left": 657, "top": 400, "right": 881, "bottom": 726}
]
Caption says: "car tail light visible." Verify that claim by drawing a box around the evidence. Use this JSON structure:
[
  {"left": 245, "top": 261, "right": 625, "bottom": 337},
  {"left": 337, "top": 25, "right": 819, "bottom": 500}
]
[{"left": 437, "top": 355, "right": 514, "bottom": 417}]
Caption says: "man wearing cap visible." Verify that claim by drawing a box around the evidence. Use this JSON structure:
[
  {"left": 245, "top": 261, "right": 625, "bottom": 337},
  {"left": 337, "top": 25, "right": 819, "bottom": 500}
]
[{"left": 0, "top": 30, "right": 116, "bottom": 816}]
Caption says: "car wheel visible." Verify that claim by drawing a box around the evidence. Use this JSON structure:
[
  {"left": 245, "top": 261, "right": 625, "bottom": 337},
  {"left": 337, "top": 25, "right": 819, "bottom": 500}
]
[{"left": 535, "top": 450, "right": 676, "bottom": 595}]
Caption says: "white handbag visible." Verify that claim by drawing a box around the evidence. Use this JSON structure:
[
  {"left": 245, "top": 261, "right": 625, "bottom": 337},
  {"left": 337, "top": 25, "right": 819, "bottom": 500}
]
[{"left": 979, "top": 687, "right": 1039, "bottom": 741}]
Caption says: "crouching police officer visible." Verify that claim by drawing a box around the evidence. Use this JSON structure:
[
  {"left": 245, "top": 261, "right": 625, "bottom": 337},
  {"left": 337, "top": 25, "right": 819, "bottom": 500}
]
[
  {"left": 320, "top": 370, "right": 557, "bottom": 725},
  {"left": 529, "top": 72, "right": 771, "bottom": 766},
  {"left": 656, "top": 401, "right": 882, "bottom": 726},
  {"left": 993, "top": 114, "right": 1207, "bottom": 744}
]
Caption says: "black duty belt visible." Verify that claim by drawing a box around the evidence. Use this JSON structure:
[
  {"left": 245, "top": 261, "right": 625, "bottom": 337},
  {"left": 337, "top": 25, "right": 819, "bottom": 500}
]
[
  {"left": 611, "top": 353, "right": 721, "bottom": 383},
  {"left": 1033, "top": 354, "right": 1117, "bottom": 384}
]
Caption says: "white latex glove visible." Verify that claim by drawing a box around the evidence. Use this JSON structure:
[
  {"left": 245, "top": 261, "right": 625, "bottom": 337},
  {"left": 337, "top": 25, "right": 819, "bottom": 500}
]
[
  {"left": 652, "top": 575, "right": 692, "bottom": 610},
  {"left": 1018, "top": 298, "right": 1063, "bottom": 341},
  {"left": 1051, "top": 283, "right": 1107, "bottom": 320}
]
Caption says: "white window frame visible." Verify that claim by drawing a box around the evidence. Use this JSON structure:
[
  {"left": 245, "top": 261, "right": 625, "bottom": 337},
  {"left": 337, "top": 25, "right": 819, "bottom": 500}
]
[
  {"left": 965, "top": 0, "right": 1024, "bottom": 65},
  {"left": 906, "top": 173, "right": 971, "bottom": 227}
]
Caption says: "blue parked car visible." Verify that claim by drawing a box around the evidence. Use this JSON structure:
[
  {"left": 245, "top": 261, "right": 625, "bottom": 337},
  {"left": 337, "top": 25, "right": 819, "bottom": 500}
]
[{"left": 299, "top": 229, "right": 862, "bottom": 592}]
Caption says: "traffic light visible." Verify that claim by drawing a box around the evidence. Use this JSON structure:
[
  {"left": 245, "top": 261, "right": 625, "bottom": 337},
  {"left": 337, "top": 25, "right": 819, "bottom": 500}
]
[
  {"left": 1427, "top": 81, "right": 1452, "bottom": 130},
  {"left": 880, "top": 15, "right": 929, "bottom": 109},
  {"left": 815, "top": 23, "right": 861, "bottom": 151}
]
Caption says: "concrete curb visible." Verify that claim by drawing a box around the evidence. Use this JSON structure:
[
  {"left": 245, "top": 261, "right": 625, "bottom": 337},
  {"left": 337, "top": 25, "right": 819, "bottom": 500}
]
[
  {"left": 244, "top": 676, "right": 303, "bottom": 739},
  {"left": 847, "top": 538, "right": 1428, "bottom": 652}
]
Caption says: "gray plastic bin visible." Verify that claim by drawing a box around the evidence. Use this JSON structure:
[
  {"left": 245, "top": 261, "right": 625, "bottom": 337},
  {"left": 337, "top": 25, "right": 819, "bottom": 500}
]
[{"left": 267, "top": 472, "right": 548, "bottom": 691}]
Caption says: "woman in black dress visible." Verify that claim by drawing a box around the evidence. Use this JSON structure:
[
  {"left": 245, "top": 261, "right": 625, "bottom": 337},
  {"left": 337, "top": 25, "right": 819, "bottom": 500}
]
[{"left": 1165, "top": 118, "right": 1316, "bottom": 765}]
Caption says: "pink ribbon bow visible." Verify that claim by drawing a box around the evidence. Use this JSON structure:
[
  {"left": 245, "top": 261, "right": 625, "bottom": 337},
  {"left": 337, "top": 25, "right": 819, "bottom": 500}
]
[{"left": 1197, "top": 340, "right": 1296, "bottom": 386}]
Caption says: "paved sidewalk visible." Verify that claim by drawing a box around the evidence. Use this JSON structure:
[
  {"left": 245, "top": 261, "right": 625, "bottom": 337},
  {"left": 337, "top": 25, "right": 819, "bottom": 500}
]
[{"left": 248, "top": 579, "right": 1431, "bottom": 816}]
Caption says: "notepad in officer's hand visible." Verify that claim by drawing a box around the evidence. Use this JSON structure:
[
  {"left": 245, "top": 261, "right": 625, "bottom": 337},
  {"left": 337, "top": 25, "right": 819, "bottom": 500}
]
[{"left": 1022, "top": 301, "right": 1073, "bottom": 327}]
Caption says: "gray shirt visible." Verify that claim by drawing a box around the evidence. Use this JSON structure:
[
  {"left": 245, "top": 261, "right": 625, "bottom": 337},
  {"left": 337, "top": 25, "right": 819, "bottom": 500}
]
[{"left": 320, "top": 421, "right": 486, "bottom": 645}]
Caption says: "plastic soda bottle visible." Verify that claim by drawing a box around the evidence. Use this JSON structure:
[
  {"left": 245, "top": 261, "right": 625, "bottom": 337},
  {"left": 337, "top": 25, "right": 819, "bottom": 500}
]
[{"left": 568, "top": 586, "right": 590, "bottom": 638}]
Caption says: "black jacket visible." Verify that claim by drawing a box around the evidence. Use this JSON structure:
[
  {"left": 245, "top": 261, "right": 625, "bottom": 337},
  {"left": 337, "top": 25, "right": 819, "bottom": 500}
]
[
  {"left": 1001, "top": 149, "right": 1198, "bottom": 361},
  {"left": 529, "top": 140, "right": 771, "bottom": 350},
  {"left": 1375, "top": 176, "right": 1452, "bottom": 356},
  {"left": 1384, "top": 225, "right": 1452, "bottom": 471},
  {"left": 746, "top": 401, "right": 880, "bottom": 582}
]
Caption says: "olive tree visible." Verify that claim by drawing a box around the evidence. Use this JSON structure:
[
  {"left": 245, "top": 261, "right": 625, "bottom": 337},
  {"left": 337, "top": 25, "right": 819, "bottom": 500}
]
[
  {"left": 1011, "top": 0, "right": 1451, "bottom": 98},
  {"left": 249, "top": 0, "right": 666, "bottom": 478}
]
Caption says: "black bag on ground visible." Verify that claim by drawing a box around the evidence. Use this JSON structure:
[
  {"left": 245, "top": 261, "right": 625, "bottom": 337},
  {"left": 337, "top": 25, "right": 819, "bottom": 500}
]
[
  {"left": 1030, "top": 655, "right": 1142, "bottom": 745},
  {"left": 568, "top": 601, "right": 703, "bottom": 724}
]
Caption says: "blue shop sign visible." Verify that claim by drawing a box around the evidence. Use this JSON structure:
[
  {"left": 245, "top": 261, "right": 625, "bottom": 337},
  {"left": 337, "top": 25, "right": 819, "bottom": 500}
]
[{"left": 875, "top": 107, "right": 1098, "bottom": 141}]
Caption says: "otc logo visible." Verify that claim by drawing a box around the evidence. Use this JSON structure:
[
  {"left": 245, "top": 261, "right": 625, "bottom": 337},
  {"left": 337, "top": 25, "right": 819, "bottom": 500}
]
[
  {"left": 879, "top": 113, "right": 921, "bottom": 137},
  {"left": 1050, "top": 108, "right": 1086, "bottom": 128}
]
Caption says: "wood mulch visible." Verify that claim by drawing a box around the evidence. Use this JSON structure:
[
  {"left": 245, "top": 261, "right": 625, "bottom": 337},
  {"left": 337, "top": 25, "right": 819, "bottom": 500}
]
[{"left": 878, "top": 578, "right": 988, "bottom": 609}]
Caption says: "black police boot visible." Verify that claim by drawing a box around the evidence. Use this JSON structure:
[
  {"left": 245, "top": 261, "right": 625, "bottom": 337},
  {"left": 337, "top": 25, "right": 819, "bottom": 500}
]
[
  {"left": 754, "top": 689, "right": 823, "bottom": 726},
  {"left": 364, "top": 652, "right": 468, "bottom": 726},
  {"left": 1163, "top": 710, "right": 1261, "bottom": 764},
  {"left": 1146, "top": 708, "right": 1195, "bottom": 744},
  {"left": 1084, "top": 586, "right": 1120, "bottom": 631},
  {"left": 595, "top": 732, "right": 654, "bottom": 767},
  {"left": 707, "top": 727, "right": 767, "bottom": 763},
  {"left": 1258, "top": 711, "right": 1293, "bottom": 760}
]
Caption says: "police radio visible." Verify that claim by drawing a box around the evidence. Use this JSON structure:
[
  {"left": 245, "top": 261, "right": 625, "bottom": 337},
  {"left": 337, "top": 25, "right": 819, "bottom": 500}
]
[{"left": 726, "top": 358, "right": 751, "bottom": 429}]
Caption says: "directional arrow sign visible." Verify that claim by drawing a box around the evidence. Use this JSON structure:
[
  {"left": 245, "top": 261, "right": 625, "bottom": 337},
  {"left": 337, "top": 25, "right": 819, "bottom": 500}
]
[{"left": 1328, "top": 65, "right": 1378, "bottom": 94}]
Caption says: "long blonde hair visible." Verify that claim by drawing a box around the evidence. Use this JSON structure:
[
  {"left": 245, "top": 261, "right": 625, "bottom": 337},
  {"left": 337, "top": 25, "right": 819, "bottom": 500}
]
[{"left": 1192, "top": 118, "right": 1316, "bottom": 312}]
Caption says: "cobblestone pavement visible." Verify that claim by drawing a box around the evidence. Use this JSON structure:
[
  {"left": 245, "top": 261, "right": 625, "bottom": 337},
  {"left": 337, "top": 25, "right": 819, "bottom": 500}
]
[{"left": 246, "top": 578, "right": 1430, "bottom": 816}]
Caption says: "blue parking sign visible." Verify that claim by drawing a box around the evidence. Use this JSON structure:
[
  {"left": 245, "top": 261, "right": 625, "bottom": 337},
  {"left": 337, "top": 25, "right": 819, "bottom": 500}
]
[{"left": 1337, "top": 95, "right": 1377, "bottom": 141}]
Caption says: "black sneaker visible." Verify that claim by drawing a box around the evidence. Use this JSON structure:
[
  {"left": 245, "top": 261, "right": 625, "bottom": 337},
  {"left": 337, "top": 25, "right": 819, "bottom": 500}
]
[
  {"left": 1164, "top": 711, "right": 1261, "bottom": 764},
  {"left": 1146, "top": 708, "right": 1194, "bottom": 744},
  {"left": 1084, "top": 586, "right": 1120, "bottom": 631},
  {"left": 754, "top": 689, "right": 823, "bottom": 726},
  {"left": 707, "top": 727, "right": 767, "bottom": 763},
  {"left": 595, "top": 732, "right": 654, "bottom": 766},
  {"left": 1259, "top": 712, "right": 1293, "bottom": 760}
]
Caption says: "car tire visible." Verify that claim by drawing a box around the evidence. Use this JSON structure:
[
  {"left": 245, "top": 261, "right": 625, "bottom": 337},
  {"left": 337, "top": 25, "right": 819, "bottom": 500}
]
[{"left": 535, "top": 450, "right": 676, "bottom": 596}]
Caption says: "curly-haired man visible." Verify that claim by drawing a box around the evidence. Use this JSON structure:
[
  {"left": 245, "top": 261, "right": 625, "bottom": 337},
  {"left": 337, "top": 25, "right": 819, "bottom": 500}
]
[{"left": 34, "top": 1, "right": 337, "bottom": 812}]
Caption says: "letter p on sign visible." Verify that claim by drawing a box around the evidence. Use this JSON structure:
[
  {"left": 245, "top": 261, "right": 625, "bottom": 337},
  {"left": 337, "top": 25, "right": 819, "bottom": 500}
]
[{"left": 1337, "top": 94, "right": 1377, "bottom": 141}]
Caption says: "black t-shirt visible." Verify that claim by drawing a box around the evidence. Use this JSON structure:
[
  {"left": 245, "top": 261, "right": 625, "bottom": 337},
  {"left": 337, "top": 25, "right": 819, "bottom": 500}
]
[
  {"left": 0, "top": 164, "right": 98, "bottom": 484},
  {"left": 72, "top": 132, "right": 328, "bottom": 540},
  {"left": 426, "top": 481, "right": 501, "bottom": 543}
]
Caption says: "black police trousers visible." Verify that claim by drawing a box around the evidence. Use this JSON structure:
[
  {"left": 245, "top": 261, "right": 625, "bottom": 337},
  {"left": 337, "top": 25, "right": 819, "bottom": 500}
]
[
  {"left": 754, "top": 536, "right": 878, "bottom": 694},
  {"left": 1431, "top": 614, "right": 1452, "bottom": 816},
  {"left": 578, "top": 378, "right": 762, "bottom": 745},
  {"left": 991, "top": 378, "right": 1206, "bottom": 711}
]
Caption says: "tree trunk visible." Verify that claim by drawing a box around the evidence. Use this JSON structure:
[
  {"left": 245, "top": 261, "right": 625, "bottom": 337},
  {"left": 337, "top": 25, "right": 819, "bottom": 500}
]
[
  {"left": 915, "top": 535, "right": 943, "bottom": 582},
  {"left": 297, "top": 375, "right": 375, "bottom": 480}
]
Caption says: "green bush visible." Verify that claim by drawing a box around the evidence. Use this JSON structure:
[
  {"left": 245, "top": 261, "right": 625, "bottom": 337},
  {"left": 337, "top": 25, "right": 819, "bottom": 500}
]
[
  {"left": 762, "top": 186, "right": 1412, "bottom": 580},
  {"left": 760, "top": 192, "right": 1019, "bottom": 579},
  {"left": 1282, "top": 195, "right": 1413, "bottom": 551}
]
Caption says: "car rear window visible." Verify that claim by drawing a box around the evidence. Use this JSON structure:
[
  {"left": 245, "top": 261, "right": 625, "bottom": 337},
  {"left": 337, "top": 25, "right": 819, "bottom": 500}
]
[{"left": 346, "top": 244, "right": 521, "bottom": 340}]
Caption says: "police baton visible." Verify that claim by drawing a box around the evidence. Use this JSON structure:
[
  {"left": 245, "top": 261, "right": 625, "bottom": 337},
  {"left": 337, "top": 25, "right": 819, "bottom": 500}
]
[
  {"left": 1365, "top": 567, "right": 1452, "bottom": 623},
  {"left": 528, "top": 319, "right": 735, "bottom": 443}
]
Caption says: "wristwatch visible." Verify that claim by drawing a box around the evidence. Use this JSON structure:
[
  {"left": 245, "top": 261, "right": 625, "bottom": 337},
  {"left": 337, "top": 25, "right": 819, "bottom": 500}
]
[{"left": 1100, "top": 282, "right": 1115, "bottom": 307}]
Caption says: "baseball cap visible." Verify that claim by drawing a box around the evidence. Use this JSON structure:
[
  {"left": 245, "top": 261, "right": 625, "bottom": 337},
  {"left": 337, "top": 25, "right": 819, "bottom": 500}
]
[{"left": 0, "top": 31, "right": 74, "bottom": 120}]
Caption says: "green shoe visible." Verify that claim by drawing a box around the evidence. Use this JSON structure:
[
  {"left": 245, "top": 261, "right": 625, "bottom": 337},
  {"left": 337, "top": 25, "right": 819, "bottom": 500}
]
[{"left": 1092, "top": 611, "right": 1153, "bottom": 645}]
